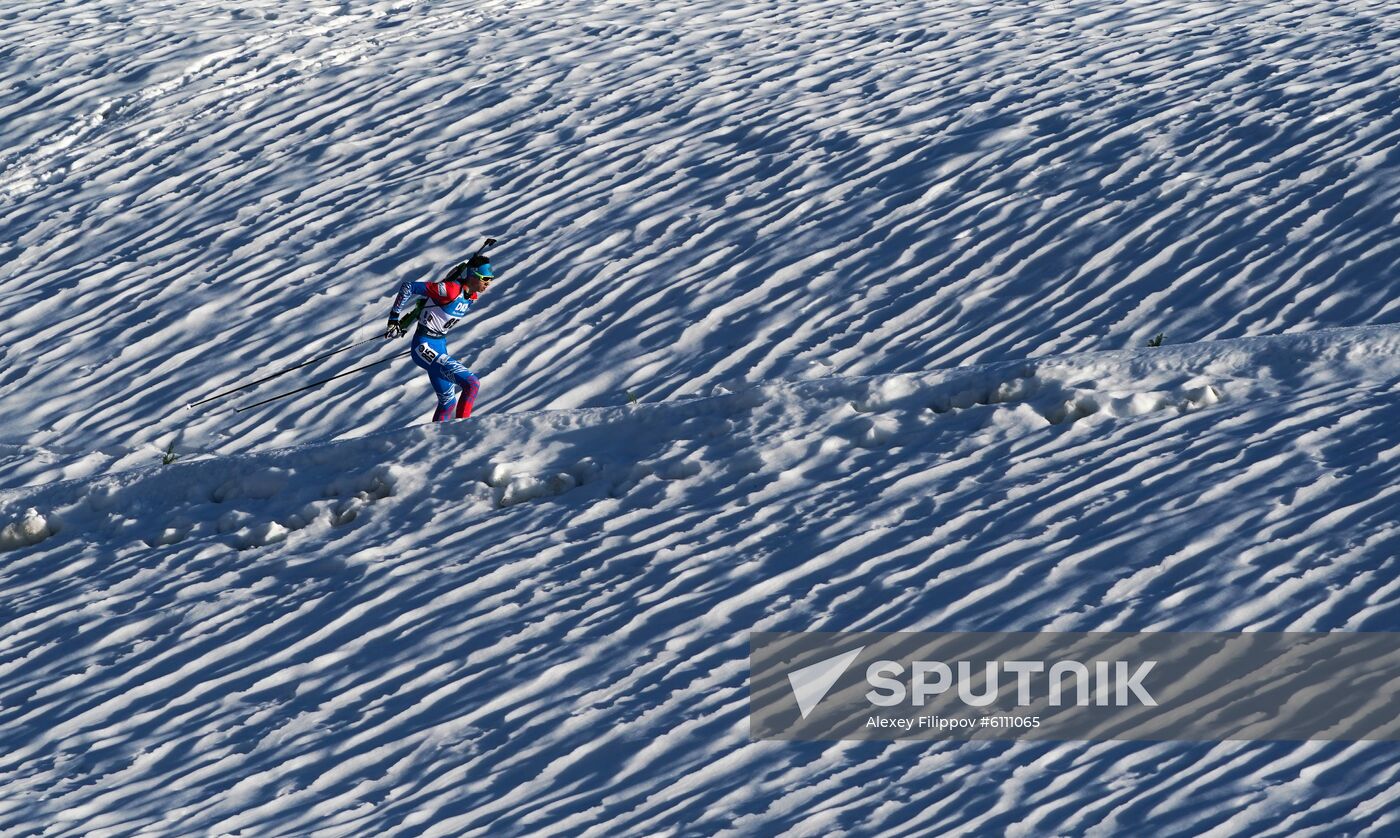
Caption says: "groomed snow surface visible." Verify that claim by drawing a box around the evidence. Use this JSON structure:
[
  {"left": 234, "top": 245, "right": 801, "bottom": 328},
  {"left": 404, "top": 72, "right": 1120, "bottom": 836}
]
[
  {"left": 3, "top": 0, "right": 1400, "bottom": 835},
  {"left": 5, "top": 331, "right": 1399, "bottom": 834}
]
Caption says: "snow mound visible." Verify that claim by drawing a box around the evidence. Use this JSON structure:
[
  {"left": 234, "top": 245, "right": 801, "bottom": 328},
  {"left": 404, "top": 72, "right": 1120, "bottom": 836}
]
[
  {"left": 0, "top": 337, "right": 1264, "bottom": 557},
  {"left": 0, "top": 507, "right": 57, "bottom": 552}
]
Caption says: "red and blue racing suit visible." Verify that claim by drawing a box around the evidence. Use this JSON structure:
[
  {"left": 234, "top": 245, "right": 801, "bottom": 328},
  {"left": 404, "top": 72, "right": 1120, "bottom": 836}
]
[{"left": 389, "top": 275, "right": 480, "bottom": 422}]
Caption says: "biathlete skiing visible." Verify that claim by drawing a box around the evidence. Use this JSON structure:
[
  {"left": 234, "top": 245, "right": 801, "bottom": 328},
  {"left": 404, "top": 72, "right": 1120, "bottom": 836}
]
[{"left": 384, "top": 250, "right": 495, "bottom": 422}]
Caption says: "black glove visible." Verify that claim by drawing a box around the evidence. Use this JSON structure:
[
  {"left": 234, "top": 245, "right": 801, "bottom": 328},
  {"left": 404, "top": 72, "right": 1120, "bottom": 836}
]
[{"left": 384, "top": 319, "right": 404, "bottom": 339}]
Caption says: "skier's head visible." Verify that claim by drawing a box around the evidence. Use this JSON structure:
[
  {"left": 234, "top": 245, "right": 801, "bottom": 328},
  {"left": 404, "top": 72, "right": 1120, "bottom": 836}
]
[{"left": 465, "top": 260, "right": 493, "bottom": 295}]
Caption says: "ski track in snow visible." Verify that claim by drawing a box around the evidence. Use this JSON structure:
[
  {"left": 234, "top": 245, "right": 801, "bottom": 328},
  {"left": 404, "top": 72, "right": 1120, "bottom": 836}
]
[
  {"left": 2, "top": 329, "right": 1400, "bottom": 835},
  {"left": 2, "top": 0, "right": 1400, "bottom": 834},
  {"left": 2, "top": 0, "right": 1400, "bottom": 486}
]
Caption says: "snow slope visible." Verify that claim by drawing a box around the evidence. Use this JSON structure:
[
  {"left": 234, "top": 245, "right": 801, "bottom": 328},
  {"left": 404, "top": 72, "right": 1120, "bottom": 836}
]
[
  {"left": 3, "top": 0, "right": 1400, "bottom": 834},
  {"left": 2, "top": 0, "right": 1400, "bottom": 486},
  {"left": 3, "top": 328, "right": 1400, "bottom": 834}
]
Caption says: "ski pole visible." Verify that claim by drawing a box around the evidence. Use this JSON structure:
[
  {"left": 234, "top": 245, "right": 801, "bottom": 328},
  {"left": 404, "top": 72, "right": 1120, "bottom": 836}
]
[
  {"left": 187, "top": 335, "right": 382, "bottom": 408},
  {"left": 219, "top": 238, "right": 498, "bottom": 412},
  {"left": 233, "top": 350, "right": 409, "bottom": 413}
]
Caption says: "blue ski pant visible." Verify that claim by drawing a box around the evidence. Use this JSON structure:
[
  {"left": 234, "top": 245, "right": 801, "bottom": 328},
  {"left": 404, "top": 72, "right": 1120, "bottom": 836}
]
[{"left": 410, "top": 334, "right": 480, "bottom": 422}]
